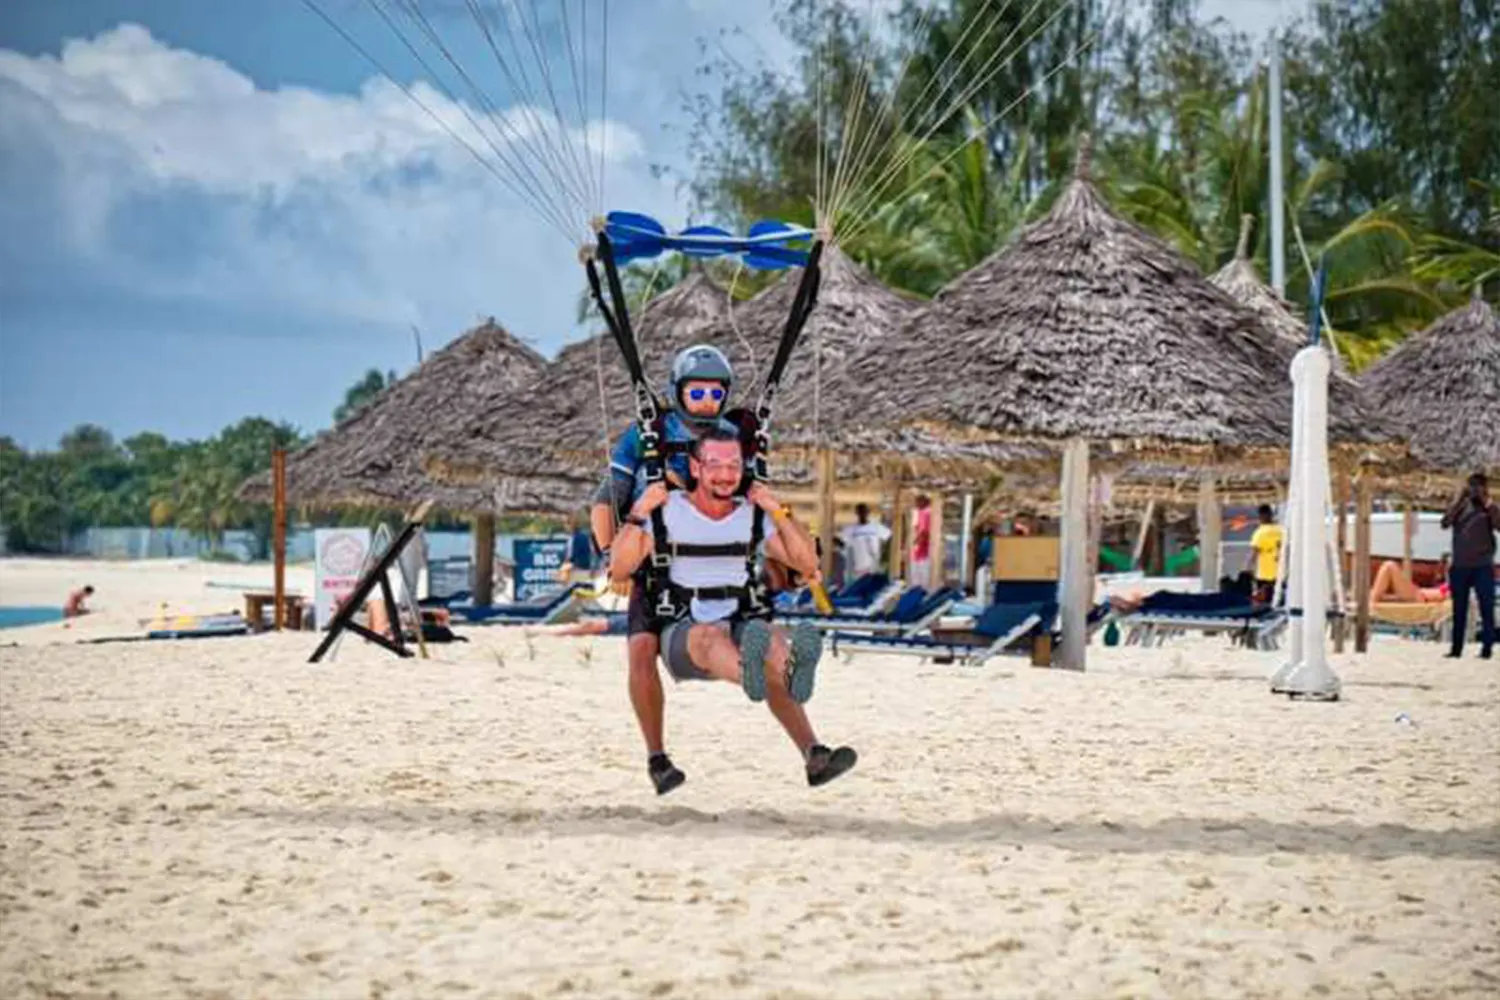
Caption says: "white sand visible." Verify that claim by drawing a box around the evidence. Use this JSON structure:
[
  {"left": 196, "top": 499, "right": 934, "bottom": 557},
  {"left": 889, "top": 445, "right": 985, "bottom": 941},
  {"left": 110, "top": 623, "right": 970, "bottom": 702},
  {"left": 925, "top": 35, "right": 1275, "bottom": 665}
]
[{"left": 2, "top": 558, "right": 1498, "bottom": 999}]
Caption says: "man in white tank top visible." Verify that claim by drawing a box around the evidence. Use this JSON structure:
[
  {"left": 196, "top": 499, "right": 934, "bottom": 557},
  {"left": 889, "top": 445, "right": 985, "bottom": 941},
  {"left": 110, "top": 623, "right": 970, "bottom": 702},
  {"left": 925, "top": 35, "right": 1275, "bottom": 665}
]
[{"left": 611, "top": 428, "right": 858, "bottom": 792}]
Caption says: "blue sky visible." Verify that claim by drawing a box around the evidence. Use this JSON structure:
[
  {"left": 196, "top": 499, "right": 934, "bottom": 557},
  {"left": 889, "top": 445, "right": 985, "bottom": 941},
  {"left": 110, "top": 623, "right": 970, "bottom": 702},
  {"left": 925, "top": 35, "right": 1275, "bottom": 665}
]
[{"left": 0, "top": 0, "right": 1302, "bottom": 451}]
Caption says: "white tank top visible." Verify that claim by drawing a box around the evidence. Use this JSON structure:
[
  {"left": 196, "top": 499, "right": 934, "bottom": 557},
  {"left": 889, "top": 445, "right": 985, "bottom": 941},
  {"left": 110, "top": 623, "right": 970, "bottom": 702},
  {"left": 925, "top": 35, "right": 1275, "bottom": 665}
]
[{"left": 661, "top": 493, "right": 777, "bottom": 622}]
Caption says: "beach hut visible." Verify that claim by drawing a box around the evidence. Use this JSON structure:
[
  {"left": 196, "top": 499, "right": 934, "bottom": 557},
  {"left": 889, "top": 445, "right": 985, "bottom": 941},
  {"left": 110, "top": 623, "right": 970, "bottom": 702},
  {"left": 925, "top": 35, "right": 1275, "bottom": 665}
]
[
  {"left": 425, "top": 271, "right": 735, "bottom": 486},
  {"left": 241, "top": 318, "right": 592, "bottom": 604},
  {"left": 813, "top": 135, "right": 1394, "bottom": 668},
  {"left": 1361, "top": 288, "right": 1500, "bottom": 483}
]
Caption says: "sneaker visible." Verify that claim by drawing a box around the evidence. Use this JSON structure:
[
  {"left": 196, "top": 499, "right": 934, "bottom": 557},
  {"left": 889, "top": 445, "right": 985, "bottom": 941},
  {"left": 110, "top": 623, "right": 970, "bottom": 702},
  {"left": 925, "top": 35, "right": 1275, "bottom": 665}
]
[
  {"left": 806, "top": 744, "right": 857, "bottom": 787},
  {"left": 648, "top": 754, "right": 685, "bottom": 796}
]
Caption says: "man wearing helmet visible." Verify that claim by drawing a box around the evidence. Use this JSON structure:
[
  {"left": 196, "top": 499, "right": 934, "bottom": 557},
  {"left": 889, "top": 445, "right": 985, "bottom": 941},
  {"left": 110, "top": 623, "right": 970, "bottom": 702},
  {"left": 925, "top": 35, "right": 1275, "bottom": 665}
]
[{"left": 591, "top": 344, "right": 745, "bottom": 795}]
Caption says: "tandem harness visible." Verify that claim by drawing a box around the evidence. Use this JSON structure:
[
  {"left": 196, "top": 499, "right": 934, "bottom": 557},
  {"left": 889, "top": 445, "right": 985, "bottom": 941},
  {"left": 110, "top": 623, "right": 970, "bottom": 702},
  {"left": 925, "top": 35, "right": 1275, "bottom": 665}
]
[{"left": 583, "top": 218, "right": 823, "bottom": 631}]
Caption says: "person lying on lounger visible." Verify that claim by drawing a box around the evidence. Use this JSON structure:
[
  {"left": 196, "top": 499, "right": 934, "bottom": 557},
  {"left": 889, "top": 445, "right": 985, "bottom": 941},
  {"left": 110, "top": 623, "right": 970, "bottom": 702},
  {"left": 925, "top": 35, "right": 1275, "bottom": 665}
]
[{"left": 1369, "top": 556, "right": 1450, "bottom": 605}]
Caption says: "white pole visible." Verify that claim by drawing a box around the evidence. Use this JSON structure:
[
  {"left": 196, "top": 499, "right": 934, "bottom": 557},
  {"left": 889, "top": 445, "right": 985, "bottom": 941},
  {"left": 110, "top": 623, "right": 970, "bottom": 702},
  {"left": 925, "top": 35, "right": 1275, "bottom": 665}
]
[
  {"left": 959, "top": 493, "right": 974, "bottom": 591},
  {"left": 1283, "top": 345, "right": 1342, "bottom": 701},
  {"left": 1057, "top": 439, "right": 1091, "bottom": 671},
  {"left": 1270, "top": 351, "right": 1306, "bottom": 692},
  {"left": 1269, "top": 29, "right": 1287, "bottom": 295},
  {"left": 1197, "top": 476, "right": 1221, "bottom": 591}
]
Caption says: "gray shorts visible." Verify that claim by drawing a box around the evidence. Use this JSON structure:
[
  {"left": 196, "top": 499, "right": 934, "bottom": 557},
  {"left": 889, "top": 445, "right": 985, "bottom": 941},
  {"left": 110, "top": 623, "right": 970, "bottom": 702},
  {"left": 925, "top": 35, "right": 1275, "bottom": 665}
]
[{"left": 662, "top": 618, "right": 746, "bottom": 682}]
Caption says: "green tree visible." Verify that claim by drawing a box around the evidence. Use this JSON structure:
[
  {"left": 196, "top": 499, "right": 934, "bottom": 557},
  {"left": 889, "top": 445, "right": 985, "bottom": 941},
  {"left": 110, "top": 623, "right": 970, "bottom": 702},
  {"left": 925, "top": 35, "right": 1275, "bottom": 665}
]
[{"left": 334, "top": 369, "right": 399, "bottom": 424}]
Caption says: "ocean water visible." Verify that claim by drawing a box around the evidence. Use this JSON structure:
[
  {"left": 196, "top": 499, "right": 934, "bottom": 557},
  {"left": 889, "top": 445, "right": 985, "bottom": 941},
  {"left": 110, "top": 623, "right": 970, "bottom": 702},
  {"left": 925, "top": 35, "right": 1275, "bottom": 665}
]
[{"left": 0, "top": 606, "right": 64, "bottom": 630}]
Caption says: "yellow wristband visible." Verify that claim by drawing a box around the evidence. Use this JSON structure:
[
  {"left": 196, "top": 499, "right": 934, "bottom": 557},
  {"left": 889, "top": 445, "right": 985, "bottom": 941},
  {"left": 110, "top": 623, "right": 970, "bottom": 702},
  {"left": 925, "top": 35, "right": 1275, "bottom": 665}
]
[{"left": 772, "top": 507, "right": 791, "bottom": 522}]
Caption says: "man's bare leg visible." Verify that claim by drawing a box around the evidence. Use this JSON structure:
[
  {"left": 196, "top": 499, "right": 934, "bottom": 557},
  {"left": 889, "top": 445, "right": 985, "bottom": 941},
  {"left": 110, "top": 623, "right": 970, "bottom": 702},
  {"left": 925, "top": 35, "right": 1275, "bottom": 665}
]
[
  {"left": 1371, "top": 560, "right": 1420, "bottom": 604},
  {"left": 627, "top": 633, "right": 665, "bottom": 755},
  {"left": 687, "top": 624, "right": 816, "bottom": 754}
]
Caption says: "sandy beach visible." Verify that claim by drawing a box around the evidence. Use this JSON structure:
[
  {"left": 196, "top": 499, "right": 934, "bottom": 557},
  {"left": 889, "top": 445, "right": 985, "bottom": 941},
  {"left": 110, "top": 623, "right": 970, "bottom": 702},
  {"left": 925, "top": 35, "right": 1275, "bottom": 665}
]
[{"left": 2, "top": 558, "right": 1498, "bottom": 999}]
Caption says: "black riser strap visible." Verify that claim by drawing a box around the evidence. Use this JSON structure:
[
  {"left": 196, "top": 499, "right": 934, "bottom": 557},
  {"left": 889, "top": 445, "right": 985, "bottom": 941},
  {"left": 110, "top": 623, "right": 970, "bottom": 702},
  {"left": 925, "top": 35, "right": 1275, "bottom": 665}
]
[{"left": 671, "top": 542, "right": 751, "bottom": 557}]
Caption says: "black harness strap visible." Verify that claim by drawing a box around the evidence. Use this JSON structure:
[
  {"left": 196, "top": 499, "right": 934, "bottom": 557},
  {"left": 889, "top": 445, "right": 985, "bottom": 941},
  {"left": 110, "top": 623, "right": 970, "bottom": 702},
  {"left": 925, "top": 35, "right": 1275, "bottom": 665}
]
[
  {"left": 750, "top": 241, "right": 824, "bottom": 484},
  {"left": 669, "top": 541, "right": 752, "bottom": 558}
]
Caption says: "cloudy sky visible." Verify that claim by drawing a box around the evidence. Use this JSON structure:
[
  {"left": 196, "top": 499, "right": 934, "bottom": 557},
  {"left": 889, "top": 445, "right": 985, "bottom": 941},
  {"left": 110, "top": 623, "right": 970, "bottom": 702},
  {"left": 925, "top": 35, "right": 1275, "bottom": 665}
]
[{"left": 0, "top": 0, "right": 1306, "bottom": 450}]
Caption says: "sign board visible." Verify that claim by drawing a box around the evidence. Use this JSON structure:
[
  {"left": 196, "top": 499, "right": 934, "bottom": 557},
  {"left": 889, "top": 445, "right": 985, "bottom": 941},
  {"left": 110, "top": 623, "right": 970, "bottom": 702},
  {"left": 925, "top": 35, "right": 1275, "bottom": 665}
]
[
  {"left": 513, "top": 536, "right": 570, "bottom": 601},
  {"left": 992, "top": 536, "right": 1060, "bottom": 581},
  {"left": 314, "top": 528, "right": 371, "bottom": 629}
]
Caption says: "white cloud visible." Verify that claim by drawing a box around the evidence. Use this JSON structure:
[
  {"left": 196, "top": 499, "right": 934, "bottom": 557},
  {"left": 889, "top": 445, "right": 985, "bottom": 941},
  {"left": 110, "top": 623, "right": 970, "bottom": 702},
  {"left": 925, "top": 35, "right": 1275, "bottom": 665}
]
[{"left": 0, "top": 23, "right": 670, "bottom": 339}]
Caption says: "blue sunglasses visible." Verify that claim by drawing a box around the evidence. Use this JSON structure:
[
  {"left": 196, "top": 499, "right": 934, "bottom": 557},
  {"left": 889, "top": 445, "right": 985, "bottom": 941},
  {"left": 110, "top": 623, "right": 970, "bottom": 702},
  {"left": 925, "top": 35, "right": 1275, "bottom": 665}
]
[{"left": 688, "top": 387, "right": 725, "bottom": 401}]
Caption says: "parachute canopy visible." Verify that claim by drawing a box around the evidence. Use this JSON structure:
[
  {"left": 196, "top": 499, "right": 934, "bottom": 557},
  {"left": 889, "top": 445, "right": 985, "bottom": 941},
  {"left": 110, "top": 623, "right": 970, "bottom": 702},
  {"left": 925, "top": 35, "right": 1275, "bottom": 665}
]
[{"left": 603, "top": 212, "right": 813, "bottom": 270}]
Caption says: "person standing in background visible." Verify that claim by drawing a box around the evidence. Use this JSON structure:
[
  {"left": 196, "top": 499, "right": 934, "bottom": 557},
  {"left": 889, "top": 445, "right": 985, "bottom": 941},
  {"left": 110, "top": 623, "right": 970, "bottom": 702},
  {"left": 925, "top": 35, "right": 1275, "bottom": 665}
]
[
  {"left": 1246, "top": 505, "right": 1284, "bottom": 605},
  {"left": 839, "top": 503, "right": 891, "bottom": 582},
  {"left": 1441, "top": 473, "right": 1499, "bottom": 660},
  {"left": 909, "top": 495, "right": 932, "bottom": 586}
]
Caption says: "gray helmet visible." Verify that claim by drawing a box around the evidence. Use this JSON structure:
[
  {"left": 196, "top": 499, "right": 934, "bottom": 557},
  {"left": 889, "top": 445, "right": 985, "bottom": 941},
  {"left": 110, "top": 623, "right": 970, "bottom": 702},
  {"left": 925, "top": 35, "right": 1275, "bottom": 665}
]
[{"left": 669, "top": 344, "right": 733, "bottom": 427}]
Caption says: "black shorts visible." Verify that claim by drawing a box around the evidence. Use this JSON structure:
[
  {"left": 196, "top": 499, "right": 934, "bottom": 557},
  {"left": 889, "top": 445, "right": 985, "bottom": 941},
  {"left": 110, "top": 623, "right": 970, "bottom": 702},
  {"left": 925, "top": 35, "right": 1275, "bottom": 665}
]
[
  {"left": 626, "top": 568, "right": 660, "bottom": 638},
  {"left": 662, "top": 618, "right": 746, "bottom": 682}
]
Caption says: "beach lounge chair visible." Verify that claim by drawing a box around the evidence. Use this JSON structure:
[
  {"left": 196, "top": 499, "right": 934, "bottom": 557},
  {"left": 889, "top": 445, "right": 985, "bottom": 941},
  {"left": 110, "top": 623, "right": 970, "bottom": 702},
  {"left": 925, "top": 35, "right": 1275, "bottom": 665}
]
[
  {"left": 779, "top": 574, "right": 905, "bottom": 620},
  {"left": 787, "top": 586, "right": 962, "bottom": 636},
  {"left": 452, "top": 583, "right": 592, "bottom": 626},
  {"left": 1119, "top": 591, "right": 1287, "bottom": 651},
  {"left": 830, "top": 601, "right": 1058, "bottom": 666},
  {"left": 1369, "top": 599, "right": 1456, "bottom": 642}
]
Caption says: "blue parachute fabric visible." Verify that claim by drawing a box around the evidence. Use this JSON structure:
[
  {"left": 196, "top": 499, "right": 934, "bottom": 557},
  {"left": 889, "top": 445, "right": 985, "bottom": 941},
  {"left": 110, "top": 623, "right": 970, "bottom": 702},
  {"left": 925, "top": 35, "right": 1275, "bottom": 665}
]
[{"left": 603, "top": 211, "right": 811, "bottom": 268}]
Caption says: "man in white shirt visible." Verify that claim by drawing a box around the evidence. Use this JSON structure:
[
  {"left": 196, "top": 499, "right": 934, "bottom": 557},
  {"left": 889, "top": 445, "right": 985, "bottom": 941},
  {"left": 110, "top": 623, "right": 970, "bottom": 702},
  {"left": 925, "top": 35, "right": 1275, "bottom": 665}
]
[
  {"left": 840, "top": 503, "right": 891, "bottom": 580},
  {"left": 611, "top": 427, "right": 858, "bottom": 792}
]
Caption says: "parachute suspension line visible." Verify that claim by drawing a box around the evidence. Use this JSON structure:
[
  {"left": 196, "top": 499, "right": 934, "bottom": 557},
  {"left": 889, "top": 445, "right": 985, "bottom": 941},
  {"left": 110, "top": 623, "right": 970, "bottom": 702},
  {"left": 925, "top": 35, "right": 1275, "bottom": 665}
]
[
  {"left": 839, "top": 28, "right": 1097, "bottom": 248},
  {"left": 457, "top": 0, "right": 593, "bottom": 223},
  {"left": 388, "top": 0, "right": 586, "bottom": 233},
  {"left": 814, "top": 37, "right": 825, "bottom": 229},
  {"left": 824, "top": 0, "right": 949, "bottom": 228},
  {"left": 824, "top": 0, "right": 880, "bottom": 241},
  {"left": 750, "top": 241, "right": 825, "bottom": 485},
  {"left": 559, "top": 0, "right": 597, "bottom": 214},
  {"left": 592, "top": 331, "right": 620, "bottom": 535},
  {"left": 300, "top": 0, "right": 577, "bottom": 243},
  {"left": 838, "top": 0, "right": 1083, "bottom": 240},
  {"left": 591, "top": 0, "right": 603, "bottom": 217},
  {"left": 630, "top": 255, "right": 673, "bottom": 361},
  {"left": 515, "top": 0, "right": 599, "bottom": 219},
  {"left": 725, "top": 260, "right": 761, "bottom": 390}
]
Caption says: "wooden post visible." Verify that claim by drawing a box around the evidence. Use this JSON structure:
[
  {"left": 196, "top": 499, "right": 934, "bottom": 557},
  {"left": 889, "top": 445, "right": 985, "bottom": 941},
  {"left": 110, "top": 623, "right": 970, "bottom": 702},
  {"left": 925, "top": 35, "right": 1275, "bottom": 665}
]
[
  {"left": 1086, "top": 476, "right": 1103, "bottom": 601},
  {"left": 1132, "top": 499, "right": 1156, "bottom": 570},
  {"left": 816, "top": 449, "right": 837, "bottom": 581},
  {"left": 1337, "top": 472, "right": 1352, "bottom": 583},
  {"left": 1197, "top": 477, "right": 1221, "bottom": 591},
  {"left": 1332, "top": 472, "right": 1351, "bottom": 651},
  {"left": 1354, "top": 472, "right": 1373, "bottom": 653},
  {"left": 1401, "top": 502, "right": 1415, "bottom": 577},
  {"left": 474, "top": 512, "right": 496, "bottom": 607},
  {"left": 272, "top": 448, "right": 287, "bottom": 631},
  {"left": 888, "top": 487, "right": 907, "bottom": 580},
  {"left": 1056, "top": 439, "right": 1091, "bottom": 671},
  {"left": 928, "top": 493, "right": 946, "bottom": 589},
  {"left": 1149, "top": 502, "right": 1167, "bottom": 575}
]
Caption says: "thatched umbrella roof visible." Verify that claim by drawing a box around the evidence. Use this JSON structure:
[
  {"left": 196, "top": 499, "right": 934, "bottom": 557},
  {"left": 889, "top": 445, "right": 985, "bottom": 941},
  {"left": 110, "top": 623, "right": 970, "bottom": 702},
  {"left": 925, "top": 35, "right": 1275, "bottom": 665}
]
[
  {"left": 1360, "top": 290, "right": 1500, "bottom": 475},
  {"left": 241, "top": 319, "right": 591, "bottom": 515},
  {"left": 1207, "top": 214, "right": 1390, "bottom": 438},
  {"left": 811, "top": 137, "right": 1392, "bottom": 470},
  {"left": 424, "top": 270, "right": 735, "bottom": 484}
]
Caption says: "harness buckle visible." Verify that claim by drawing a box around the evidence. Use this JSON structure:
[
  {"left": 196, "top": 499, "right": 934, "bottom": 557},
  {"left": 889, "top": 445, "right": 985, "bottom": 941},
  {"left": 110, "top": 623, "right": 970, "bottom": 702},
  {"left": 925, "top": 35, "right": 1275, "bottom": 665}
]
[{"left": 650, "top": 551, "right": 671, "bottom": 569}]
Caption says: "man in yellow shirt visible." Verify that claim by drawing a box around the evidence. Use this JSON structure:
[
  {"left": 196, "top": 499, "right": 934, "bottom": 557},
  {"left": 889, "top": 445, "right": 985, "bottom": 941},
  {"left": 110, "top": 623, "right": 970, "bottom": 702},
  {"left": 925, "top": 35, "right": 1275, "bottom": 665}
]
[{"left": 1246, "top": 505, "right": 1284, "bottom": 604}]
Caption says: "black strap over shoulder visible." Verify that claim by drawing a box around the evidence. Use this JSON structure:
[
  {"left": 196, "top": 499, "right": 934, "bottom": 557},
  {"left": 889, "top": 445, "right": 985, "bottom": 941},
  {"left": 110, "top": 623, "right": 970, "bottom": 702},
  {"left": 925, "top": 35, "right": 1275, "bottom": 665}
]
[{"left": 670, "top": 541, "right": 751, "bottom": 558}]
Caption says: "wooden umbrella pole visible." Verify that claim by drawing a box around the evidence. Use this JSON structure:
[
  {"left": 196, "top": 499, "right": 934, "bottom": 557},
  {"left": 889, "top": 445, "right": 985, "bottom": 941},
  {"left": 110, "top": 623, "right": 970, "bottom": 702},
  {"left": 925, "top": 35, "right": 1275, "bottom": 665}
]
[{"left": 272, "top": 448, "right": 287, "bottom": 631}]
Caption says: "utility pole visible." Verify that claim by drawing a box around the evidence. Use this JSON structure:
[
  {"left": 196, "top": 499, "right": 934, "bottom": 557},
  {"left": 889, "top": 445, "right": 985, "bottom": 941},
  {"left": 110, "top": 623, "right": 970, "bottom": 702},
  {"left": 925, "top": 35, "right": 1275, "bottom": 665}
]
[{"left": 1269, "top": 27, "right": 1286, "bottom": 295}]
